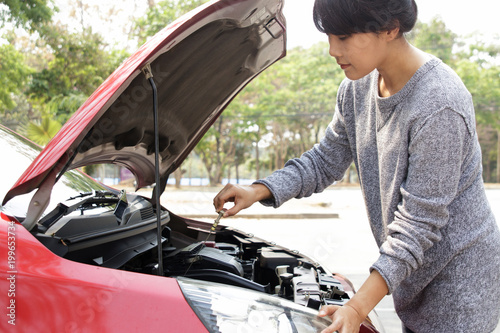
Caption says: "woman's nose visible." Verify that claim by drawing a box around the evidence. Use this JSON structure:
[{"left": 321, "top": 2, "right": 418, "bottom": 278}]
[{"left": 328, "top": 35, "right": 342, "bottom": 58}]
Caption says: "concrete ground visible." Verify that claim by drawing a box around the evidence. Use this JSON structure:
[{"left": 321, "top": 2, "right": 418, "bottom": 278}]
[{"left": 148, "top": 184, "right": 500, "bottom": 333}]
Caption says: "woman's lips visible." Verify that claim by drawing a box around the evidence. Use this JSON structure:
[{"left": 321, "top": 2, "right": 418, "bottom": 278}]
[{"left": 339, "top": 63, "right": 351, "bottom": 70}]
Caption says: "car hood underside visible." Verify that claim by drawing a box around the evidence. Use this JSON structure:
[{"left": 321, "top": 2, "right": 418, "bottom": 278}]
[{"left": 3, "top": 0, "right": 286, "bottom": 228}]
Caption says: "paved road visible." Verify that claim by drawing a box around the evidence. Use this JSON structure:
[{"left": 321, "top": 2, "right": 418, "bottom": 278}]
[{"left": 157, "top": 185, "right": 500, "bottom": 333}]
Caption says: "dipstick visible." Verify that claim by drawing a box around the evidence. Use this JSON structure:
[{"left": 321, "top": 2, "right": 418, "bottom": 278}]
[{"left": 184, "top": 209, "right": 226, "bottom": 276}]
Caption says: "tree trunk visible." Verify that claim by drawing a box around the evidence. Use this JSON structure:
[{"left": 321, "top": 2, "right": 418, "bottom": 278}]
[
  {"left": 276, "top": 124, "right": 286, "bottom": 169},
  {"left": 214, "top": 166, "right": 223, "bottom": 186},
  {"left": 209, "top": 174, "right": 217, "bottom": 186},
  {"left": 100, "top": 164, "right": 106, "bottom": 183},
  {"left": 174, "top": 168, "right": 183, "bottom": 188}
]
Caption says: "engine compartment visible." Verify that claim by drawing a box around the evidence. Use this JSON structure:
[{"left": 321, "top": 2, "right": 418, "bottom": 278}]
[
  {"left": 122, "top": 212, "right": 351, "bottom": 310},
  {"left": 32, "top": 191, "right": 351, "bottom": 311}
]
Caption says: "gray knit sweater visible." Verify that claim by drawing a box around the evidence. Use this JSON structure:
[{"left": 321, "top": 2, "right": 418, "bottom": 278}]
[{"left": 256, "top": 57, "right": 500, "bottom": 332}]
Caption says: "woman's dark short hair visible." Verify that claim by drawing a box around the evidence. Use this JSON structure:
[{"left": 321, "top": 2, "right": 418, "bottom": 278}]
[{"left": 313, "top": 0, "right": 418, "bottom": 36}]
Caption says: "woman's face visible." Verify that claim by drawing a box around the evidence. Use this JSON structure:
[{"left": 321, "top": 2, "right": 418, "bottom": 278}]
[{"left": 328, "top": 32, "right": 388, "bottom": 80}]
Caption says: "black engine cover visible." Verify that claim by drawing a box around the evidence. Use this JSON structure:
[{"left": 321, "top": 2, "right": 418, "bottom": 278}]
[{"left": 166, "top": 242, "right": 244, "bottom": 276}]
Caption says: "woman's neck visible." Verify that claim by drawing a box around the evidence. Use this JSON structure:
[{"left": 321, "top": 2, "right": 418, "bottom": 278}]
[{"left": 378, "top": 40, "right": 431, "bottom": 97}]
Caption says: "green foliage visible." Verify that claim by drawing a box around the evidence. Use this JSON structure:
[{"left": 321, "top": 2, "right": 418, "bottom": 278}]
[
  {"left": 32, "top": 26, "right": 116, "bottom": 96},
  {"left": 1, "top": 1, "right": 128, "bottom": 138},
  {"left": 194, "top": 43, "right": 344, "bottom": 183},
  {"left": 44, "top": 93, "right": 89, "bottom": 123},
  {"left": 269, "top": 43, "right": 343, "bottom": 156},
  {"left": 194, "top": 17, "right": 500, "bottom": 184},
  {"left": 133, "top": 0, "right": 210, "bottom": 46},
  {"left": 0, "top": 3, "right": 499, "bottom": 184},
  {"left": 21, "top": 112, "right": 61, "bottom": 145},
  {"left": 0, "top": 43, "right": 32, "bottom": 111},
  {"left": 407, "top": 17, "right": 456, "bottom": 64},
  {"left": 0, "top": 0, "right": 54, "bottom": 35},
  {"left": 453, "top": 41, "right": 500, "bottom": 182},
  {"left": 0, "top": 94, "right": 31, "bottom": 131},
  {"left": 27, "top": 25, "right": 127, "bottom": 123},
  {"left": 455, "top": 58, "right": 500, "bottom": 120},
  {"left": 236, "top": 43, "right": 341, "bottom": 170}
]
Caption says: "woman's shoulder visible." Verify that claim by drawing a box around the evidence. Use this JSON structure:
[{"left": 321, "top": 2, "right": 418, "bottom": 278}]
[
  {"left": 418, "top": 57, "right": 470, "bottom": 98},
  {"left": 406, "top": 57, "right": 476, "bottom": 134}
]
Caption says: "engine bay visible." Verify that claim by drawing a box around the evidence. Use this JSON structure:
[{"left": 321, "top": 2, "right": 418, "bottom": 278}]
[
  {"left": 129, "top": 212, "right": 351, "bottom": 310},
  {"left": 31, "top": 191, "right": 351, "bottom": 311}
]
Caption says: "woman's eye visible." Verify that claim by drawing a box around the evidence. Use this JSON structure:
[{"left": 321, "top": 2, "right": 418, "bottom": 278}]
[{"left": 338, "top": 35, "right": 349, "bottom": 41}]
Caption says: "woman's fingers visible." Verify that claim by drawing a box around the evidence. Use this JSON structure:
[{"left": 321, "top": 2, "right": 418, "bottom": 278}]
[
  {"left": 319, "top": 305, "right": 362, "bottom": 333},
  {"left": 213, "top": 184, "right": 250, "bottom": 217},
  {"left": 319, "top": 305, "right": 342, "bottom": 333},
  {"left": 319, "top": 305, "right": 341, "bottom": 317},
  {"left": 213, "top": 183, "right": 272, "bottom": 217}
]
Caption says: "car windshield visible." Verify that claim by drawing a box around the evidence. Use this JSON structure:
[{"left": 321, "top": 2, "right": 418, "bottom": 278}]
[{"left": 0, "top": 125, "right": 113, "bottom": 219}]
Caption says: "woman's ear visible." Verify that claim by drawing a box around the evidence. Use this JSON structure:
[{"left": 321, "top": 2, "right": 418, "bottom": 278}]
[{"left": 384, "top": 25, "right": 401, "bottom": 41}]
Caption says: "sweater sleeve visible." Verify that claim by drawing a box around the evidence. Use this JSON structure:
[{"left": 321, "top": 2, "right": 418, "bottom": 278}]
[
  {"left": 370, "top": 107, "right": 472, "bottom": 294},
  {"left": 255, "top": 88, "right": 354, "bottom": 208}
]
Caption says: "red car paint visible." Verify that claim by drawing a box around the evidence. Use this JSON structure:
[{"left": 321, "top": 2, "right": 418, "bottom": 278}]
[{"left": 0, "top": 220, "right": 207, "bottom": 332}]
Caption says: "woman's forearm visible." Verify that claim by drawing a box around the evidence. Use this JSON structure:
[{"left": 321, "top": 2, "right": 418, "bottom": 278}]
[{"left": 345, "top": 269, "right": 388, "bottom": 320}]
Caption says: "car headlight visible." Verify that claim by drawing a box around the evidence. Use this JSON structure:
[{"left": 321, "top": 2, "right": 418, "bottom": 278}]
[{"left": 177, "top": 277, "right": 332, "bottom": 333}]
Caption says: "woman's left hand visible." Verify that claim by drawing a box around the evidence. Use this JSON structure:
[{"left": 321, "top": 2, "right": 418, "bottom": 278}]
[
  {"left": 319, "top": 270, "right": 388, "bottom": 332},
  {"left": 318, "top": 304, "right": 363, "bottom": 333}
]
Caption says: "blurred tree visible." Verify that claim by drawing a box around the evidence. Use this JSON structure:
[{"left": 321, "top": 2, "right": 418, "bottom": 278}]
[
  {"left": 195, "top": 113, "right": 238, "bottom": 186},
  {"left": 243, "top": 43, "right": 342, "bottom": 172},
  {"left": 0, "top": 94, "right": 32, "bottom": 131},
  {"left": 26, "top": 25, "right": 127, "bottom": 124},
  {"left": 0, "top": 0, "right": 54, "bottom": 35},
  {"left": 1, "top": 1, "right": 498, "bottom": 185},
  {"left": 194, "top": 43, "right": 344, "bottom": 185},
  {"left": 133, "top": 0, "right": 210, "bottom": 46},
  {"left": 274, "top": 43, "right": 342, "bottom": 159},
  {"left": 407, "top": 17, "right": 456, "bottom": 64},
  {"left": 477, "top": 125, "right": 498, "bottom": 183},
  {"left": 0, "top": 43, "right": 32, "bottom": 111},
  {"left": 0, "top": 0, "right": 54, "bottom": 119},
  {"left": 454, "top": 42, "right": 500, "bottom": 182},
  {"left": 21, "top": 111, "right": 61, "bottom": 145}
]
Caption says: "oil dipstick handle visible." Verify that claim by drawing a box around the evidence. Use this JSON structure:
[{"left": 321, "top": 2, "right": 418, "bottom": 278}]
[{"left": 211, "top": 209, "right": 226, "bottom": 232}]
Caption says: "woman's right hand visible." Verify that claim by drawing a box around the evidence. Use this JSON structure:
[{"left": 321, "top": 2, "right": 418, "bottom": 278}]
[{"left": 213, "top": 183, "right": 272, "bottom": 217}]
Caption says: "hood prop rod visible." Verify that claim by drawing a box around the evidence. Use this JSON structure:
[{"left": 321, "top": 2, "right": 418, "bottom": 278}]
[{"left": 142, "top": 63, "right": 164, "bottom": 276}]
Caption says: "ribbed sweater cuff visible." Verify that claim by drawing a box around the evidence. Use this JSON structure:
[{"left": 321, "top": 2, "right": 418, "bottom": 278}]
[{"left": 370, "top": 254, "right": 409, "bottom": 295}]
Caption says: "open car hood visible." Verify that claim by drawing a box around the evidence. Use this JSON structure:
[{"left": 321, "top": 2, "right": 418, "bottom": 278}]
[{"left": 3, "top": 0, "right": 286, "bottom": 211}]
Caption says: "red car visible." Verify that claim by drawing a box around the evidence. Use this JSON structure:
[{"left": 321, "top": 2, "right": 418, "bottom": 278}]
[{"left": 1, "top": 0, "right": 383, "bottom": 332}]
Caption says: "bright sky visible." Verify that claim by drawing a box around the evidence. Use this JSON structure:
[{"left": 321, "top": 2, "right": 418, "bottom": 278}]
[
  {"left": 284, "top": 0, "right": 500, "bottom": 49},
  {"left": 52, "top": 0, "right": 499, "bottom": 51}
]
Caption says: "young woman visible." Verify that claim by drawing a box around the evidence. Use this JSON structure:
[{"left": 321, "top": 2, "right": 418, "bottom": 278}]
[{"left": 213, "top": 0, "right": 500, "bottom": 332}]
